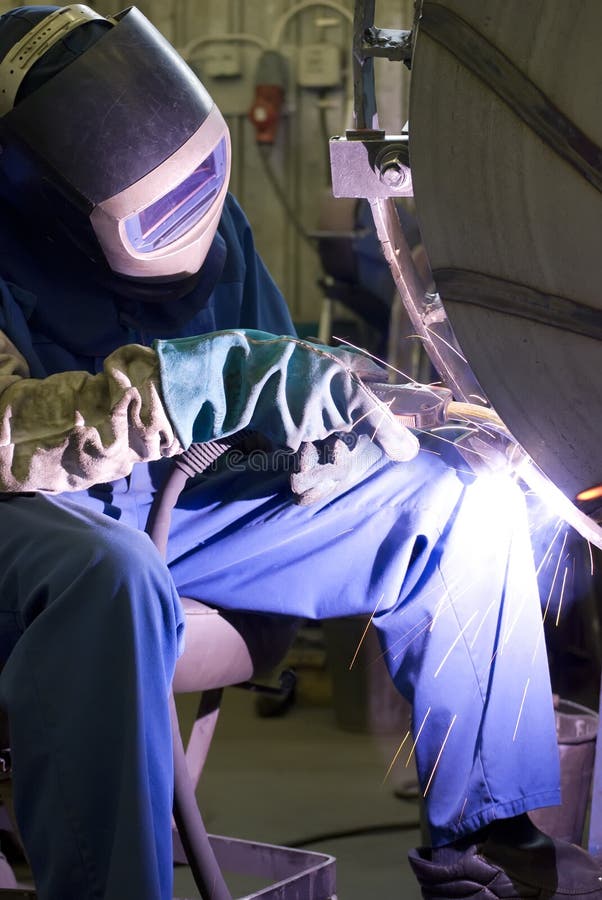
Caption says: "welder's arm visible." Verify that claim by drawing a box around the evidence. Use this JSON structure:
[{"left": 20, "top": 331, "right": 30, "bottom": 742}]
[
  {"left": 0, "top": 331, "right": 183, "bottom": 493},
  {"left": 154, "top": 329, "right": 418, "bottom": 460},
  {"left": 0, "top": 327, "right": 417, "bottom": 494}
]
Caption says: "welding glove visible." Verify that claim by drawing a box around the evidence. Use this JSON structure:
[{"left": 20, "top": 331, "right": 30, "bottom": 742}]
[
  {"left": 290, "top": 431, "right": 384, "bottom": 505},
  {"left": 154, "top": 330, "right": 418, "bottom": 465}
]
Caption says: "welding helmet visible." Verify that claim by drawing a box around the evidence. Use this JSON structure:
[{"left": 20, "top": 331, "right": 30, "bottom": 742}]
[{"left": 0, "top": 4, "right": 231, "bottom": 285}]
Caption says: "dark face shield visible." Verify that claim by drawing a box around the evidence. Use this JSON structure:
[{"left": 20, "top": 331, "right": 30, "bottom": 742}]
[{"left": 0, "top": 5, "right": 232, "bottom": 282}]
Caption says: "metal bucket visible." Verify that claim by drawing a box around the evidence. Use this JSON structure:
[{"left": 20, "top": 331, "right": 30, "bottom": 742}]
[{"left": 529, "top": 698, "right": 598, "bottom": 846}]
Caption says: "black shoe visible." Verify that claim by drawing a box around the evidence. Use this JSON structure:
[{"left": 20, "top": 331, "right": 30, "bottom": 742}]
[{"left": 409, "top": 833, "right": 602, "bottom": 898}]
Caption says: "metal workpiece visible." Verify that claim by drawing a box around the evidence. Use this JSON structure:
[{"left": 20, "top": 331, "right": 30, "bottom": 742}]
[
  {"left": 417, "top": 1, "right": 602, "bottom": 196},
  {"left": 449, "top": 426, "right": 602, "bottom": 553},
  {"left": 329, "top": 134, "right": 412, "bottom": 199},
  {"left": 368, "top": 196, "right": 485, "bottom": 404},
  {"left": 517, "top": 457, "right": 602, "bottom": 553},
  {"left": 337, "top": 0, "right": 602, "bottom": 548},
  {"left": 408, "top": 0, "right": 602, "bottom": 515}
]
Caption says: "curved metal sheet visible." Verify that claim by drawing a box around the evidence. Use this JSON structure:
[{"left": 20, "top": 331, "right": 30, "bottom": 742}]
[{"left": 409, "top": 0, "right": 602, "bottom": 501}]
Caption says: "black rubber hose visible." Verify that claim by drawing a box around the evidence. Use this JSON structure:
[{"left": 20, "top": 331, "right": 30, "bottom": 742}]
[
  {"left": 145, "top": 433, "right": 253, "bottom": 555},
  {"left": 145, "top": 466, "right": 189, "bottom": 558},
  {"left": 145, "top": 439, "right": 250, "bottom": 900},
  {"left": 169, "top": 693, "right": 233, "bottom": 900}
]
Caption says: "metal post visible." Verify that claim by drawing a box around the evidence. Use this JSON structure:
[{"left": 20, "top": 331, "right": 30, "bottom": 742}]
[{"left": 352, "top": 0, "right": 379, "bottom": 131}]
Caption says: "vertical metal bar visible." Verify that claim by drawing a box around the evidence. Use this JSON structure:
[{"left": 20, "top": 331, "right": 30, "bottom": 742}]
[
  {"left": 588, "top": 674, "right": 602, "bottom": 858},
  {"left": 291, "top": 0, "right": 303, "bottom": 321},
  {"left": 352, "top": 0, "right": 379, "bottom": 129}
]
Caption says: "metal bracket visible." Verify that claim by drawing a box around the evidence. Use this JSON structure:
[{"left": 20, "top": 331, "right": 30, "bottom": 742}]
[
  {"left": 361, "top": 26, "right": 413, "bottom": 61},
  {"left": 337, "top": 0, "right": 486, "bottom": 404},
  {"left": 329, "top": 133, "right": 412, "bottom": 199}
]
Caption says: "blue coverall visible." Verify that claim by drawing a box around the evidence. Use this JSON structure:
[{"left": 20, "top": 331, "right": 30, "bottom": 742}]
[{"left": 0, "top": 194, "right": 560, "bottom": 900}]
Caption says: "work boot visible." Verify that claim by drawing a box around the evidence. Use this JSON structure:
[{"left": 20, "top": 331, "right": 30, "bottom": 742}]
[{"left": 409, "top": 832, "right": 602, "bottom": 898}]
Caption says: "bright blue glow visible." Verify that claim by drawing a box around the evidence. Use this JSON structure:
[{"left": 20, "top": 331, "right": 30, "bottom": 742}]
[{"left": 124, "top": 138, "right": 228, "bottom": 253}]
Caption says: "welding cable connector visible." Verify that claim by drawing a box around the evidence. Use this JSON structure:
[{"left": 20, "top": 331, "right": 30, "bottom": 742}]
[{"left": 371, "top": 383, "right": 452, "bottom": 429}]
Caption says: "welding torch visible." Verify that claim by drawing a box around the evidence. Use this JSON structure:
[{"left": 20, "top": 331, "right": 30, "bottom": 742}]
[
  {"left": 371, "top": 381, "right": 507, "bottom": 443},
  {"left": 371, "top": 380, "right": 518, "bottom": 479}
]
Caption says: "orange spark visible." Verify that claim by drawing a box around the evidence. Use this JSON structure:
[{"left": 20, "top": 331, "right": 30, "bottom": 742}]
[
  {"left": 382, "top": 730, "right": 412, "bottom": 785},
  {"left": 576, "top": 485, "right": 602, "bottom": 502},
  {"left": 349, "top": 593, "right": 384, "bottom": 670},
  {"left": 554, "top": 566, "right": 569, "bottom": 627}
]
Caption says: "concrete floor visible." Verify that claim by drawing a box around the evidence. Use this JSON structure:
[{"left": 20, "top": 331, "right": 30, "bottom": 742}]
[{"left": 173, "top": 645, "right": 425, "bottom": 900}]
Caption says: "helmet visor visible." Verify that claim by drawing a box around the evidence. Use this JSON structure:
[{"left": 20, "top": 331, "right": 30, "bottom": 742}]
[{"left": 124, "top": 136, "right": 228, "bottom": 254}]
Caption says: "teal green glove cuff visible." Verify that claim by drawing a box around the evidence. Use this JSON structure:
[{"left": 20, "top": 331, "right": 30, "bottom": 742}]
[{"left": 154, "top": 329, "right": 418, "bottom": 461}]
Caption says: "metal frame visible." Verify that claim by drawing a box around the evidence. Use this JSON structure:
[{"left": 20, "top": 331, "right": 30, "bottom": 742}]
[
  {"left": 340, "top": 0, "right": 602, "bottom": 861},
  {"left": 332, "top": 0, "right": 485, "bottom": 404}
]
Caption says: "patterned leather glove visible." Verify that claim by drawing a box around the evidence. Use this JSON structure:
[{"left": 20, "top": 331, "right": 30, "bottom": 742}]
[{"left": 154, "top": 329, "right": 419, "bottom": 462}]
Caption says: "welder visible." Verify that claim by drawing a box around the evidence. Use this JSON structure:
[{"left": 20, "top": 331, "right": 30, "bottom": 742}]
[{"left": 0, "top": 5, "right": 598, "bottom": 900}]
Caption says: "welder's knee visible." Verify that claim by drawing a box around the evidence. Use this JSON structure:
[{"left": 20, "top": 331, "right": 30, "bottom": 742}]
[
  {"left": 15, "top": 509, "right": 178, "bottom": 636},
  {"left": 66, "top": 520, "right": 176, "bottom": 611}
]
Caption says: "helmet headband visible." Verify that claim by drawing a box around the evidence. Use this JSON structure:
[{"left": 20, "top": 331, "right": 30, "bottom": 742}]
[{"left": 0, "top": 4, "right": 106, "bottom": 116}]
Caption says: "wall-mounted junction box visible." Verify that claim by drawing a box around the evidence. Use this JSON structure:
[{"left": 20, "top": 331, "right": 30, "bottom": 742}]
[{"left": 297, "top": 43, "right": 341, "bottom": 88}]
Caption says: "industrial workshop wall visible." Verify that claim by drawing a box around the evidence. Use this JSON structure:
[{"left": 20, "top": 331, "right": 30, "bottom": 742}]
[{"left": 0, "top": 0, "right": 414, "bottom": 325}]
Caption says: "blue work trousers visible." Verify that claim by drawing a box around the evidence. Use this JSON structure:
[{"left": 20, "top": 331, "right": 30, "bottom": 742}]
[{"left": 0, "top": 443, "right": 560, "bottom": 900}]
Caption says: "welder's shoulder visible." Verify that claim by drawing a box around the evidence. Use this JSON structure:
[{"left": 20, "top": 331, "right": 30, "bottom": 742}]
[{"left": 216, "top": 193, "right": 256, "bottom": 283}]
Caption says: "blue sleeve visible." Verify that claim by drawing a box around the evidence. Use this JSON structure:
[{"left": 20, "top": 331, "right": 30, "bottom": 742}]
[
  {"left": 0, "top": 276, "right": 46, "bottom": 377},
  {"left": 217, "top": 195, "right": 296, "bottom": 337}
]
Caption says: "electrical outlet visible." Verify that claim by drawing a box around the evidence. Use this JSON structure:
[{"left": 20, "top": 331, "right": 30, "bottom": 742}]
[
  {"left": 297, "top": 43, "right": 341, "bottom": 89},
  {"left": 203, "top": 44, "right": 242, "bottom": 79}
]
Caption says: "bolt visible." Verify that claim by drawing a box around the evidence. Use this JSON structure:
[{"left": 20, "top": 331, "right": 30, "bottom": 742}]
[{"left": 380, "top": 159, "right": 407, "bottom": 188}]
